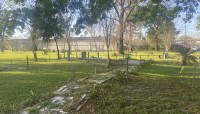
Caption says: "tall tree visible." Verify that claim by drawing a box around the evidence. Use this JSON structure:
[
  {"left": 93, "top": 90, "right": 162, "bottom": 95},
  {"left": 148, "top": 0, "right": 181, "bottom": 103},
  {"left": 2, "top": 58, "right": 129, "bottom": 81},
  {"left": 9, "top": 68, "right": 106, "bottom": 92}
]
[
  {"left": 33, "top": 0, "right": 66, "bottom": 59},
  {"left": 24, "top": 0, "right": 114, "bottom": 59},
  {"left": 87, "top": 24, "right": 101, "bottom": 52},
  {"left": 158, "top": 21, "right": 176, "bottom": 58},
  {"left": 102, "top": 16, "right": 114, "bottom": 65},
  {"left": 0, "top": 9, "right": 23, "bottom": 53},
  {"left": 73, "top": 0, "right": 113, "bottom": 34},
  {"left": 132, "top": 0, "right": 199, "bottom": 51},
  {"left": 176, "top": 0, "right": 200, "bottom": 22},
  {"left": 132, "top": 0, "right": 178, "bottom": 51},
  {"left": 113, "top": 0, "right": 140, "bottom": 54},
  {"left": 22, "top": 8, "right": 40, "bottom": 61},
  {"left": 62, "top": 12, "right": 73, "bottom": 61},
  {"left": 124, "top": 23, "right": 142, "bottom": 52},
  {"left": 146, "top": 27, "right": 160, "bottom": 51}
]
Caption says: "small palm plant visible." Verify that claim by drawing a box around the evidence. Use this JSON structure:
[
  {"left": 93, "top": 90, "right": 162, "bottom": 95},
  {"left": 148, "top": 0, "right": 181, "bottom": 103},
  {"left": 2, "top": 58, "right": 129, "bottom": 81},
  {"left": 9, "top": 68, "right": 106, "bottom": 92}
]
[{"left": 176, "top": 45, "right": 197, "bottom": 65}]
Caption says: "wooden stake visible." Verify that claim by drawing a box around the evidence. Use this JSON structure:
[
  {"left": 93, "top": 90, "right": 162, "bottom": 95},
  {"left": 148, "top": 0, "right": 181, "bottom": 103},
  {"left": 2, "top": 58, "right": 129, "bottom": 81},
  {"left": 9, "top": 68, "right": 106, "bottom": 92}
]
[
  {"left": 26, "top": 56, "right": 29, "bottom": 69},
  {"left": 11, "top": 61, "right": 12, "bottom": 71},
  {"left": 88, "top": 52, "right": 89, "bottom": 62}
]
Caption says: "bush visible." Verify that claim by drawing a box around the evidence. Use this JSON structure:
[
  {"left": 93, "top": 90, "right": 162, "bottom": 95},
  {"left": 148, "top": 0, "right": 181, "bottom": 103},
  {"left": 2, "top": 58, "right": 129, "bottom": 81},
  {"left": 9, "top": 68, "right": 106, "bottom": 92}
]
[
  {"left": 129, "top": 69, "right": 139, "bottom": 76},
  {"left": 114, "top": 70, "right": 126, "bottom": 77}
]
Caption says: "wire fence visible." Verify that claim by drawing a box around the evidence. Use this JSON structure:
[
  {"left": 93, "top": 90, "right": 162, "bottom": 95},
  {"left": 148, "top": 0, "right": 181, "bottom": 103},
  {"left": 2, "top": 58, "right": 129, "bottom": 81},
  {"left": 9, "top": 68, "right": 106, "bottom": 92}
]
[
  {"left": 0, "top": 51, "right": 200, "bottom": 73},
  {"left": 0, "top": 55, "right": 106, "bottom": 74}
]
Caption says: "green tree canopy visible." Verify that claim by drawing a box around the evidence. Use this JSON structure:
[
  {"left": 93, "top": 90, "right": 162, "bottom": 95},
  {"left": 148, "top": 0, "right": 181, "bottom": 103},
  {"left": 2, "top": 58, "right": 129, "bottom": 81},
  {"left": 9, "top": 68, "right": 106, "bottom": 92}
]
[
  {"left": 132, "top": 0, "right": 199, "bottom": 51},
  {"left": 0, "top": 8, "right": 24, "bottom": 52}
]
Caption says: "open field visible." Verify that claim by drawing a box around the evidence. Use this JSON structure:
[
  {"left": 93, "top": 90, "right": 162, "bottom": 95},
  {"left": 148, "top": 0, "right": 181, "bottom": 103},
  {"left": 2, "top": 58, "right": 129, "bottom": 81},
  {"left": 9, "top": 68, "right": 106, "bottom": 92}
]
[
  {"left": 0, "top": 51, "right": 107, "bottom": 113},
  {"left": 81, "top": 55, "right": 200, "bottom": 113}
]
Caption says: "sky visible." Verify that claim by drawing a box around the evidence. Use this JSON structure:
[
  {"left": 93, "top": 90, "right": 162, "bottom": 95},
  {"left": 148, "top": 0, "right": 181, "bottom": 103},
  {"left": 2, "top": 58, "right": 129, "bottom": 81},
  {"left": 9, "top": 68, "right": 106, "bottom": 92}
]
[
  {"left": 175, "top": 12, "right": 200, "bottom": 38},
  {"left": 10, "top": 1, "right": 200, "bottom": 39},
  {"left": 13, "top": 14, "right": 200, "bottom": 39}
]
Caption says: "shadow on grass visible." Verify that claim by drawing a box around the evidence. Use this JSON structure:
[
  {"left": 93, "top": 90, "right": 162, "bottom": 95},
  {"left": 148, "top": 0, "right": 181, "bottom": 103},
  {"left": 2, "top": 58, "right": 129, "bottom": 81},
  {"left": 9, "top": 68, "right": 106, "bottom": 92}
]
[
  {"left": 81, "top": 73, "right": 200, "bottom": 113},
  {"left": 139, "top": 60, "right": 200, "bottom": 77},
  {"left": 0, "top": 59, "right": 108, "bottom": 113}
]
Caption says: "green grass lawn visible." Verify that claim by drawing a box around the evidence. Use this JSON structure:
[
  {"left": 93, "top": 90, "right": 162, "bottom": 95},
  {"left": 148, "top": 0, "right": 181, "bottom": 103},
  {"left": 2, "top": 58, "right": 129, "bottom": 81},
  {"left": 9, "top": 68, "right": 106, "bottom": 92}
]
[
  {"left": 1, "top": 50, "right": 200, "bottom": 113},
  {"left": 0, "top": 51, "right": 107, "bottom": 113},
  {"left": 81, "top": 57, "right": 200, "bottom": 113}
]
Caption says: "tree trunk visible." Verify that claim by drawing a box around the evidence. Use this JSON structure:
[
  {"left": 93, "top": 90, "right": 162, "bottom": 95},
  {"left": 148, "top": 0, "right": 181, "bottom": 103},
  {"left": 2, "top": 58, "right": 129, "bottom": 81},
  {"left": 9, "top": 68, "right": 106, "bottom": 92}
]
[
  {"left": 118, "top": 18, "right": 125, "bottom": 54},
  {"left": 107, "top": 45, "right": 110, "bottom": 64},
  {"left": 182, "top": 57, "right": 187, "bottom": 65},
  {"left": 76, "top": 42, "right": 78, "bottom": 58},
  {"left": 33, "top": 50, "right": 38, "bottom": 61},
  {"left": 54, "top": 38, "right": 60, "bottom": 59},
  {"left": 0, "top": 35, "right": 4, "bottom": 53},
  {"left": 163, "top": 46, "right": 169, "bottom": 59},
  {"left": 63, "top": 39, "right": 66, "bottom": 59},
  {"left": 32, "top": 38, "right": 38, "bottom": 61},
  {"left": 67, "top": 42, "right": 71, "bottom": 61},
  {"left": 155, "top": 39, "right": 158, "bottom": 51},
  {"left": 46, "top": 42, "right": 49, "bottom": 54},
  {"left": 0, "top": 42, "right": 4, "bottom": 53},
  {"left": 118, "top": 32, "right": 124, "bottom": 54},
  {"left": 66, "top": 32, "right": 71, "bottom": 61}
]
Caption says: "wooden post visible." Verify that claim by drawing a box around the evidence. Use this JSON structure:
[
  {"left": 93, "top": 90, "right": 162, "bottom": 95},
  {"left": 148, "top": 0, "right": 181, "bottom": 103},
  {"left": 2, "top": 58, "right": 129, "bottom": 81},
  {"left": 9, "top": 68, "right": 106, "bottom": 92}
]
[
  {"left": 88, "top": 52, "right": 89, "bottom": 62},
  {"left": 26, "top": 56, "right": 29, "bottom": 69},
  {"left": 11, "top": 61, "right": 12, "bottom": 71},
  {"left": 97, "top": 52, "right": 99, "bottom": 58}
]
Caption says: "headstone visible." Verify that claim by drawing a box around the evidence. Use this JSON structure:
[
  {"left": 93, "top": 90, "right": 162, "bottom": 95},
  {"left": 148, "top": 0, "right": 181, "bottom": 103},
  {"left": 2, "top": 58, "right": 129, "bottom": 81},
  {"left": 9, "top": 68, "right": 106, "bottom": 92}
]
[{"left": 81, "top": 52, "right": 86, "bottom": 59}]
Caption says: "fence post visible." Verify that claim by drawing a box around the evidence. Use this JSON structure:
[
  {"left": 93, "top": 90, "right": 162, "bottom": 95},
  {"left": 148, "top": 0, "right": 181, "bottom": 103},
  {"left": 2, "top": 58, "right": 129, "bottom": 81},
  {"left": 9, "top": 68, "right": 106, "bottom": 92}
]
[
  {"left": 88, "top": 52, "right": 90, "bottom": 62},
  {"left": 11, "top": 61, "right": 12, "bottom": 71},
  {"left": 97, "top": 52, "right": 99, "bottom": 58},
  {"left": 26, "top": 56, "right": 29, "bottom": 69}
]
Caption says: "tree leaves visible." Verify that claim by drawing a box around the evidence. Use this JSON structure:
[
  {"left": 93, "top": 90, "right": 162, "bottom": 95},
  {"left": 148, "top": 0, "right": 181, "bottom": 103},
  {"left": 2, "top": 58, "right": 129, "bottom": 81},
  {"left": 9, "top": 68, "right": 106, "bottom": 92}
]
[
  {"left": 74, "top": 0, "right": 113, "bottom": 34},
  {"left": 0, "top": 9, "right": 22, "bottom": 38},
  {"left": 175, "top": 0, "right": 200, "bottom": 21},
  {"left": 175, "top": 45, "right": 198, "bottom": 65}
]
